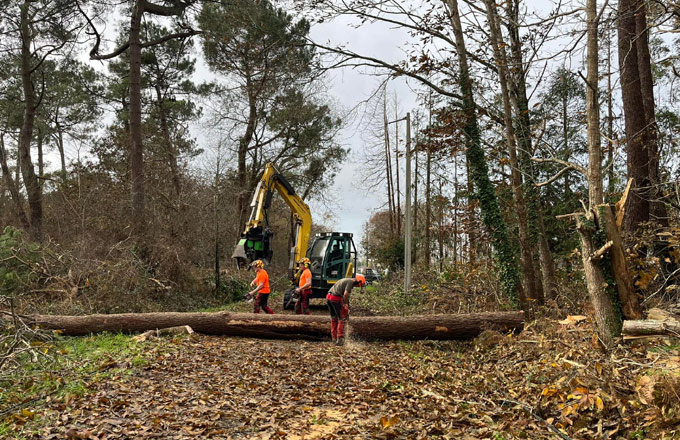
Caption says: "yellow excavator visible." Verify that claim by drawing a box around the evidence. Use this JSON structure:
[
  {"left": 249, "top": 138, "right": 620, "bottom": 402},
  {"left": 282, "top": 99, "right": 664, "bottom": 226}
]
[{"left": 232, "top": 162, "right": 358, "bottom": 309}]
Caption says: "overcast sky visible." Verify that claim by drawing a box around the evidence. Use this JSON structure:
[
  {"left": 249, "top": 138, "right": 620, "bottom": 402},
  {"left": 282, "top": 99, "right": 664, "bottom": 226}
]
[{"left": 307, "top": 14, "right": 419, "bottom": 250}]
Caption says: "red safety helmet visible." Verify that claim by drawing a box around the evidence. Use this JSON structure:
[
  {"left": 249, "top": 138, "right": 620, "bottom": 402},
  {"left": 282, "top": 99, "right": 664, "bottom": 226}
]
[
  {"left": 251, "top": 259, "right": 265, "bottom": 269},
  {"left": 355, "top": 274, "right": 366, "bottom": 287}
]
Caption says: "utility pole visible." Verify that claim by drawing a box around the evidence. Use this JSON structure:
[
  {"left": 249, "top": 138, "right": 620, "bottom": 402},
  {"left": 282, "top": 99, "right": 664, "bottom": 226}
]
[
  {"left": 388, "top": 113, "right": 412, "bottom": 295},
  {"left": 404, "top": 112, "right": 412, "bottom": 296}
]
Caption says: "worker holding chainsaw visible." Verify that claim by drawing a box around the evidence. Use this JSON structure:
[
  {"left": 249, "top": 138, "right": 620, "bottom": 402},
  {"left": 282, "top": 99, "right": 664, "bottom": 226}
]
[
  {"left": 295, "top": 258, "right": 313, "bottom": 315},
  {"left": 248, "top": 260, "right": 274, "bottom": 314},
  {"left": 326, "top": 274, "right": 366, "bottom": 346}
]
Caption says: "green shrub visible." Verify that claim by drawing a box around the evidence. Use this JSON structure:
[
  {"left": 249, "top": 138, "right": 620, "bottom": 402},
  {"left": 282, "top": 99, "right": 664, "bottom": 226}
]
[{"left": 0, "top": 227, "right": 41, "bottom": 296}]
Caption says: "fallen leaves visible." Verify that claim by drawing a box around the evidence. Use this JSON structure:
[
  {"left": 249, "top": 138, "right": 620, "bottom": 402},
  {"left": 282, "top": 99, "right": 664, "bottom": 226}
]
[{"left": 3, "top": 317, "right": 679, "bottom": 439}]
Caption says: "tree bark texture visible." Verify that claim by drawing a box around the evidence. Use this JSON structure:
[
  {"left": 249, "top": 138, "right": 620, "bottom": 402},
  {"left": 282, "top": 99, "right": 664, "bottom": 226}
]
[
  {"left": 29, "top": 311, "right": 525, "bottom": 340},
  {"left": 618, "top": 0, "right": 650, "bottom": 233},
  {"left": 576, "top": 213, "right": 622, "bottom": 348},
  {"left": 646, "top": 308, "right": 679, "bottom": 321},
  {"left": 129, "top": 0, "right": 146, "bottom": 237},
  {"left": 19, "top": 0, "right": 43, "bottom": 242},
  {"left": 236, "top": 79, "right": 258, "bottom": 228},
  {"left": 597, "top": 204, "right": 642, "bottom": 319},
  {"left": 394, "top": 107, "right": 401, "bottom": 237},
  {"left": 156, "top": 87, "right": 182, "bottom": 198},
  {"left": 385, "top": 92, "right": 395, "bottom": 236},
  {"left": 634, "top": 1, "right": 668, "bottom": 225},
  {"left": 424, "top": 124, "right": 431, "bottom": 268},
  {"left": 505, "top": 0, "right": 550, "bottom": 306},
  {"left": 622, "top": 320, "right": 680, "bottom": 337},
  {"left": 445, "top": 0, "right": 521, "bottom": 303},
  {"left": 0, "top": 137, "right": 31, "bottom": 230},
  {"left": 483, "top": 0, "right": 534, "bottom": 309},
  {"left": 586, "top": 0, "right": 603, "bottom": 207}
]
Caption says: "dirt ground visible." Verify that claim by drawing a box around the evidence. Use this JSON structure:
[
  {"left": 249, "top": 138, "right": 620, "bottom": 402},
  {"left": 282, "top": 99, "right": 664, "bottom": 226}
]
[{"left": 21, "top": 314, "right": 678, "bottom": 440}]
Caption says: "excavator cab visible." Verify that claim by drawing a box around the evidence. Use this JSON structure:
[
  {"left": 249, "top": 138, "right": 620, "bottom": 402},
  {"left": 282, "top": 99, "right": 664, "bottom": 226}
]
[
  {"left": 282, "top": 232, "right": 357, "bottom": 309},
  {"left": 309, "top": 232, "right": 356, "bottom": 286},
  {"left": 307, "top": 233, "right": 354, "bottom": 281}
]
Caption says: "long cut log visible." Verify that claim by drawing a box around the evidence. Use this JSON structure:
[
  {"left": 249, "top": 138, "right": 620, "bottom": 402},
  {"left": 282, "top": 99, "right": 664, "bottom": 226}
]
[
  {"left": 622, "top": 319, "right": 680, "bottom": 337},
  {"left": 29, "top": 311, "right": 524, "bottom": 340}
]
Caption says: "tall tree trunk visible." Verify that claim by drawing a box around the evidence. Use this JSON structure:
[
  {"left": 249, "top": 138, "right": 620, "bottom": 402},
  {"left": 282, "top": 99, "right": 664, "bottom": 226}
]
[
  {"left": 484, "top": 0, "right": 534, "bottom": 308},
  {"left": 438, "top": 175, "right": 444, "bottom": 272},
  {"left": 444, "top": 0, "right": 521, "bottom": 304},
  {"left": 394, "top": 107, "right": 401, "bottom": 237},
  {"left": 237, "top": 79, "right": 257, "bottom": 229},
  {"left": 129, "top": 0, "right": 146, "bottom": 238},
  {"left": 505, "top": 0, "right": 551, "bottom": 305},
  {"left": 635, "top": 0, "right": 667, "bottom": 226},
  {"left": 536, "top": 208, "right": 558, "bottom": 300},
  {"left": 413, "top": 130, "right": 418, "bottom": 264},
  {"left": 384, "top": 92, "right": 395, "bottom": 235},
  {"left": 619, "top": 0, "right": 649, "bottom": 233},
  {"left": 18, "top": 1, "right": 42, "bottom": 242},
  {"left": 0, "top": 135, "right": 30, "bottom": 230},
  {"left": 562, "top": 85, "right": 570, "bottom": 197},
  {"left": 37, "top": 129, "right": 43, "bottom": 190},
  {"left": 607, "top": 32, "right": 615, "bottom": 197},
  {"left": 465, "top": 156, "right": 476, "bottom": 264},
  {"left": 582, "top": 0, "right": 622, "bottom": 346},
  {"left": 156, "top": 88, "right": 182, "bottom": 198},
  {"left": 424, "top": 94, "right": 432, "bottom": 268},
  {"left": 453, "top": 153, "right": 458, "bottom": 265},
  {"left": 56, "top": 125, "right": 67, "bottom": 175},
  {"left": 586, "top": 0, "right": 604, "bottom": 209}
]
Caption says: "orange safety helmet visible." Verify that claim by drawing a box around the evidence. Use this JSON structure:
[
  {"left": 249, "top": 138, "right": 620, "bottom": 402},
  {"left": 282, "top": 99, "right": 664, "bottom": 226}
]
[
  {"left": 251, "top": 259, "right": 265, "bottom": 269},
  {"left": 355, "top": 274, "right": 366, "bottom": 287},
  {"left": 298, "top": 257, "right": 311, "bottom": 267}
]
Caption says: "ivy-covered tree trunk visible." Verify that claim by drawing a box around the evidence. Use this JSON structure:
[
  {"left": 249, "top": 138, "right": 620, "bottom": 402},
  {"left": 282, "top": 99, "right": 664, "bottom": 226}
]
[
  {"left": 575, "top": 213, "right": 621, "bottom": 348},
  {"left": 578, "top": 0, "right": 625, "bottom": 346},
  {"left": 483, "top": 0, "right": 534, "bottom": 309},
  {"left": 505, "top": 0, "right": 554, "bottom": 305},
  {"left": 444, "top": 0, "right": 521, "bottom": 304}
]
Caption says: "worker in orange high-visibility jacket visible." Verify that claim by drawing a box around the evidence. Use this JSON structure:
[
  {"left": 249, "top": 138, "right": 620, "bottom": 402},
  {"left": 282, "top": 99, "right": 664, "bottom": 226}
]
[
  {"left": 326, "top": 274, "right": 365, "bottom": 346},
  {"left": 295, "top": 258, "right": 313, "bottom": 315},
  {"left": 249, "top": 260, "right": 274, "bottom": 314}
]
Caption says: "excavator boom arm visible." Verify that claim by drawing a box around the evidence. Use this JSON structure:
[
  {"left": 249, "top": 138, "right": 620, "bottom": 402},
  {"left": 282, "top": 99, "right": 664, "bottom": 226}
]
[{"left": 232, "top": 163, "right": 311, "bottom": 277}]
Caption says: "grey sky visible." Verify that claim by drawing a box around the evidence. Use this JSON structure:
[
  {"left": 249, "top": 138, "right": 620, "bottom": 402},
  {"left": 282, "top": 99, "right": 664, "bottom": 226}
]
[{"left": 308, "top": 15, "right": 419, "bottom": 248}]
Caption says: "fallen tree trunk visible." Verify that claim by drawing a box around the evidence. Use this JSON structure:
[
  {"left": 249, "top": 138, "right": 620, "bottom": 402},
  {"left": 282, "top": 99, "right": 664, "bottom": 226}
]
[
  {"left": 622, "top": 319, "right": 680, "bottom": 337},
  {"left": 28, "top": 311, "right": 524, "bottom": 340},
  {"left": 646, "top": 308, "right": 680, "bottom": 322}
]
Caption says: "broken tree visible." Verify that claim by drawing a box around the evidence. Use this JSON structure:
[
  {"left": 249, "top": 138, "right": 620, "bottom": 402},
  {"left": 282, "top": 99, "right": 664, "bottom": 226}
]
[{"left": 28, "top": 311, "right": 524, "bottom": 340}]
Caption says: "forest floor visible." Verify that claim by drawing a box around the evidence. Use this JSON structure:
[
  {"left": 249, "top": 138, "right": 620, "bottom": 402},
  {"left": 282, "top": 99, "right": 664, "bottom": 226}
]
[{"left": 2, "top": 304, "right": 679, "bottom": 440}]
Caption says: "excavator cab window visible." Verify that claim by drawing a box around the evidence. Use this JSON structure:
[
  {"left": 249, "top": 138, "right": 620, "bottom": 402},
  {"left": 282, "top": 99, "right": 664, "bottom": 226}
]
[
  {"left": 324, "top": 237, "right": 350, "bottom": 280},
  {"left": 308, "top": 237, "right": 329, "bottom": 277}
]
